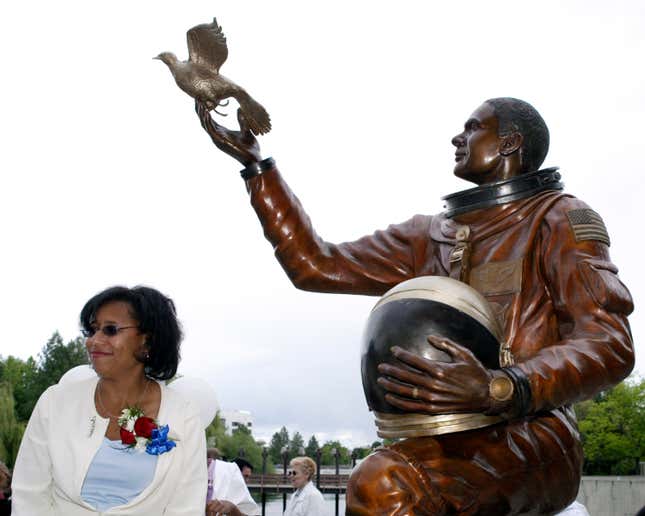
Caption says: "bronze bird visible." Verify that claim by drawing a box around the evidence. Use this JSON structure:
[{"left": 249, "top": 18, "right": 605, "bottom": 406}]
[{"left": 155, "top": 18, "right": 271, "bottom": 135}]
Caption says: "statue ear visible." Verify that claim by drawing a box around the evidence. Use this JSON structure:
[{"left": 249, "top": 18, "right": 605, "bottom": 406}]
[{"left": 500, "top": 132, "right": 523, "bottom": 156}]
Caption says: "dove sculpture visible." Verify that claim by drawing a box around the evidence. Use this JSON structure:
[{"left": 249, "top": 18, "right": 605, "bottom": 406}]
[{"left": 155, "top": 18, "right": 271, "bottom": 135}]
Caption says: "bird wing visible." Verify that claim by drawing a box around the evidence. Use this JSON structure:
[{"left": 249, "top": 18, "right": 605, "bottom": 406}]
[{"left": 187, "top": 18, "right": 228, "bottom": 72}]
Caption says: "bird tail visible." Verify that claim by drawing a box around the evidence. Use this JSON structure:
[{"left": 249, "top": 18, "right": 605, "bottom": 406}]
[{"left": 236, "top": 91, "right": 272, "bottom": 135}]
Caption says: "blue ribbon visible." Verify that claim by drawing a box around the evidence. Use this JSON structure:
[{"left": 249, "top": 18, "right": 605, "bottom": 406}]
[{"left": 146, "top": 424, "right": 176, "bottom": 455}]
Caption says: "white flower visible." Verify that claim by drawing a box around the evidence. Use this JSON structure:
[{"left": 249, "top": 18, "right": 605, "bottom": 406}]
[
  {"left": 134, "top": 436, "right": 148, "bottom": 452},
  {"left": 125, "top": 417, "right": 135, "bottom": 433}
]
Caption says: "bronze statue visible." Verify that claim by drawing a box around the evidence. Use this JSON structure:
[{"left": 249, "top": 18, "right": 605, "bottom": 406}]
[
  {"left": 156, "top": 18, "right": 271, "bottom": 136},
  {"left": 192, "top": 97, "right": 634, "bottom": 515}
]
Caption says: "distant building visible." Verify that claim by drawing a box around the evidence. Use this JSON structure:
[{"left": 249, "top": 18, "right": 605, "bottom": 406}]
[{"left": 220, "top": 410, "right": 253, "bottom": 433}]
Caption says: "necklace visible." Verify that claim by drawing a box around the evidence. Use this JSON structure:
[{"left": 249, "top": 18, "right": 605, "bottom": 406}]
[{"left": 96, "top": 378, "right": 151, "bottom": 420}]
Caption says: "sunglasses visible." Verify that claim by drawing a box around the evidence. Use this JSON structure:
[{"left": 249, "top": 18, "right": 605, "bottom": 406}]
[
  {"left": 81, "top": 324, "right": 139, "bottom": 338},
  {"left": 287, "top": 470, "right": 299, "bottom": 476}
]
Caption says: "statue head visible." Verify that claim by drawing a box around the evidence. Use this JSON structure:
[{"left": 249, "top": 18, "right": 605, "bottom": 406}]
[
  {"left": 153, "top": 52, "right": 179, "bottom": 67},
  {"left": 452, "top": 98, "right": 549, "bottom": 185}
]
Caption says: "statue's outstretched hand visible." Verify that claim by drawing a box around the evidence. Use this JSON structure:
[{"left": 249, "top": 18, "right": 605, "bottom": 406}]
[
  {"left": 377, "top": 336, "right": 510, "bottom": 415},
  {"left": 195, "top": 101, "right": 261, "bottom": 166}
]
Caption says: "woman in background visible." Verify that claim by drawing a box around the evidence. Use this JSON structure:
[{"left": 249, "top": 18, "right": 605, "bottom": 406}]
[
  {"left": 12, "top": 285, "right": 206, "bottom": 515},
  {"left": 283, "top": 456, "right": 325, "bottom": 516}
]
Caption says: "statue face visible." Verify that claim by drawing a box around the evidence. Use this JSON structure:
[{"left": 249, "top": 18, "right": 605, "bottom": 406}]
[{"left": 452, "top": 103, "right": 505, "bottom": 185}]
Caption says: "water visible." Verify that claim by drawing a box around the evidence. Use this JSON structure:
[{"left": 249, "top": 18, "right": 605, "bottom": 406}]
[{"left": 261, "top": 493, "right": 346, "bottom": 515}]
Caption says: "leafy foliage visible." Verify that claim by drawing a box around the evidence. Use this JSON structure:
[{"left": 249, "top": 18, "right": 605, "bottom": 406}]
[
  {"left": 0, "top": 382, "right": 25, "bottom": 469},
  {"left": 205, "top": 413, "right": 273, "bottom": 473},
  {"left": 575, "top": 377, "right": 644, "bottom": 475},
  {"left": 36, "top": 333, "right": 87, "bottom": 392},
  {"left": 268, "top": 426, "right": 290, "bottom": 464},
  {"left": 289, "top": 431, "right": 305, "bottom": 457},
  {"left": 305, "top": 435, "right": 320, "bottom": 458},
  {"left": 319, "top": 440, "right": 350, "bottom": 466},
  {"left": 0, "top": 331, "right": 88, "bottom": 422}
]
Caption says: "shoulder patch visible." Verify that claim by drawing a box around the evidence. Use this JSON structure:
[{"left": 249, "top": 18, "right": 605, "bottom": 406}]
[{"left": 566, "top": 209, "right": 610, "bottom": 246}]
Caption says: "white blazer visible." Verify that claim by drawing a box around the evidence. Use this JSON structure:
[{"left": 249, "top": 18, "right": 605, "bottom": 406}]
[
  {"left": 283, "top": 481, "right": 326, "bottom": 516},
  {"left": 11, "top": 376, "right": 207, "bottom": 515}
]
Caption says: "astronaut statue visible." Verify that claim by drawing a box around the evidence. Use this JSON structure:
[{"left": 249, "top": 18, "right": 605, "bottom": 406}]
[{"left": 193, "top": 98, "right": 634, "bottom": 515}]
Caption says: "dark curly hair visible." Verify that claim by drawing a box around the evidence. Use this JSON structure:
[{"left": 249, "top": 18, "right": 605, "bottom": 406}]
[
  {"left": 80, "top": 285, "right": 182, "bottom": 380},
  {"left": 485, "top": 97, "right": 550, "bottom": 174}
]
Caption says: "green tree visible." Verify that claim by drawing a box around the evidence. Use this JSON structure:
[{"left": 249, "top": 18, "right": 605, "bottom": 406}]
[
  {"left": 269, "top": 426, "right": 290, "bottom": 464},
  {"left": 305, "top": 435, "right": 320, "bottom": 458},
  {"left": 351, "top": 447, "right": 371, "bottom": 460},
  {"left": 575, "top": 377, "right": 645, "bottom": 475},
  {"left": 289, "top": 431, "right": 305, "bottom": 459},
  {"left": 0, "top": 382, "right": 25, "bottom": 468},
  {"left": 0, "top": 332, "right": 88, "bottom": 422},
  {"left": 1, "top": 355, "right": 39, "bottom": 422},
  {"left": 229, "top": 425, "right": 265, "bottom": 471},
  {"left": 205, "top": 412, "right": 228, "bottom": 451},
  {"left": 36, "top": 333, "right": 88, "bottom": 391},
  {"left": 320, "top": 440, "right": 350, "bottom": 466},
  {"left": 204, "top": 413, "right": 273, "bottom": 472}
]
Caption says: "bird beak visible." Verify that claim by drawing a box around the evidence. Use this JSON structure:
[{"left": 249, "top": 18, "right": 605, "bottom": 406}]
[{"left": 152, "top": 56, "right": 161, "bottom": 60}]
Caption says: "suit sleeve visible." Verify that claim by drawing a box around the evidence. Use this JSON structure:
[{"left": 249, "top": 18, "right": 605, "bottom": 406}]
[
  {"left": 516, "top": 198, "right": 634, "bottom": 412},
  {"left": 246, "top": 166, "right": 435, "bottom": 296},
  {"left": 11, "top": 386, "right": 55, "bottom": 515},
  {"left": 163, "top": 399, "right": 207, "bottom": 515}
]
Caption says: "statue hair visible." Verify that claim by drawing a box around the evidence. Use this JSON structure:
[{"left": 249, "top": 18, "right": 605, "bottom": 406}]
[{"left": 485, "top": 97, "right": 549, "bottom": 174}]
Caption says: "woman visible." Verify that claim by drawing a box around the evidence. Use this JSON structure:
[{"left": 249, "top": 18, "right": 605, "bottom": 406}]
[
  {"left": 11, "top": 286, "right": 206, "bottom": 515},
  {"left": 283, "top": 456, "right": 325, "bottom": 516}
]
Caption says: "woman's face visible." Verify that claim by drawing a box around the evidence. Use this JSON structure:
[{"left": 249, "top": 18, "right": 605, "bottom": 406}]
[
  {"left": 288, "top": 464, "right": 309, "bottom": 489},
  {"left": 84, "top": 301, "right": 147, "bottom": 380}
]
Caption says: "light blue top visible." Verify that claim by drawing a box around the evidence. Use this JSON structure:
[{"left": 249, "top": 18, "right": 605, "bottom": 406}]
[{"left": 80, "top": 438, "right": 158, "bottom": 511}]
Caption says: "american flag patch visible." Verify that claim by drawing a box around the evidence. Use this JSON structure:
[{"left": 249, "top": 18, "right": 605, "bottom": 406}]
[{"left": 567, "top": 209, "right": 610, "bottom": 246}]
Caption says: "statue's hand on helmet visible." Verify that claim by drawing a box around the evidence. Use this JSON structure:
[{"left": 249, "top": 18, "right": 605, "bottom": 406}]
[{"left": 377, "top": 336, "right": 510, "bottom": 415}]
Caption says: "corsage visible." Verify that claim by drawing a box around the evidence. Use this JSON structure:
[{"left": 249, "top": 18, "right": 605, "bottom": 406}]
[{"left": 118, "top": 406, "right": 177, "bottom": 455}]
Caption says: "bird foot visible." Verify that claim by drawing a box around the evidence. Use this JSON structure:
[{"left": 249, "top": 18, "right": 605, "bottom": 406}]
[{"left": 213, "top": 99, "right": 230, "bottom": 117}]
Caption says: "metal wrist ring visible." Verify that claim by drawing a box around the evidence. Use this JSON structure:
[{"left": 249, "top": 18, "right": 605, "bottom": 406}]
[
  {"left": 240, "top": 157, "right": 275, "bottom": 180},
  {"left": 489, "top": 375, "right": 514, "bottom": 402}
]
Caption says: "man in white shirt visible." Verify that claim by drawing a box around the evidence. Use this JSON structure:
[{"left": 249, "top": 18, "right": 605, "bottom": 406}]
[{"left": 206, "top": 456, "right": 260, "bottom": 516}]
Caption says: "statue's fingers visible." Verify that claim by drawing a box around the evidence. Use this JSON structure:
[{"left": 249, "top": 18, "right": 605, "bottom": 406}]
[
  {"left": 389, "top": 346, "right": 440, "bottom": 373},
  {"left": 427, "top": 336, "right": 475, "bottom": 362},
  {"left": 378, "top": 362, "right": 430, "bottom": 385},
  {"left": 377, "top": 376, "right": 452, "bottom": 399},
  {"left": 385, "top": 392, "right": 467, "bottom": 414},
  {"left": 377, "top": 376, "right": 416, "bottom": 398},
  {"left": 383, "top": 393, "right": 435, "bottom": 414}
]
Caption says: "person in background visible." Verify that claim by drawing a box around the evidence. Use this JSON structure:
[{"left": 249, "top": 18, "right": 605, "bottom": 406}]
[
  {"left": 283, "top": 456, "right": 325, "bottom": 516},
  {"left": 0, "top": 461, "right": 11, "bottom": 516},
  {"left": 233, "top": 458, "right": 253, "bottom": 484},
  {"left": 208, "top": 447, "right": 222, "bottom": 461},
  {"left": 206, "top": 452, "right": 259, "bottom": 516},
  {"left": 11, "top": 285, "right": 206, "bottom": 515}
]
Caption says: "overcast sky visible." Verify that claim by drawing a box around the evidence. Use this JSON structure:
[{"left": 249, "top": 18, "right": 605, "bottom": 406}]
[{"left": 1, "top": 0, "right": 643, "bottom": 448}]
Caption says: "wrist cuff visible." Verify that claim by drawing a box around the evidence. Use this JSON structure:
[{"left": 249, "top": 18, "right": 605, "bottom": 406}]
[
  {"left": 240, "top": 157, "right": 275, "bottom": 180},
  {"left": 502, "top": 366, "right": 532, "bottom": 417}
]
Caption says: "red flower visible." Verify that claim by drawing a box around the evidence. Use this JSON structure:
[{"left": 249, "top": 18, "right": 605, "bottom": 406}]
[
  {"left": 134, "top": 416, "right": 157, "bottom": 438},
  {"left": 120, "top": 427, "right": 136, "bottom": 445}
]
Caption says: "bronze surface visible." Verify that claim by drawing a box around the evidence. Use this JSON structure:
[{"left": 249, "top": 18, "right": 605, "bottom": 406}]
[
  {"left": 156, "top": 18, "right": 271, "bottom": 135},
  {"left": 193, "top": 97, "right": 634, "bottom": 514}
]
